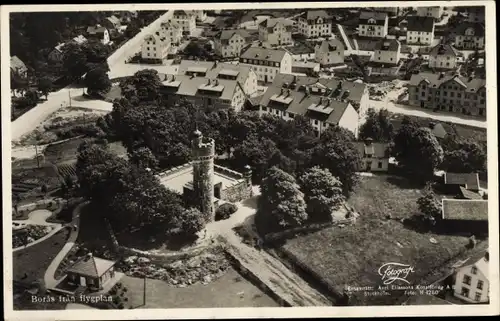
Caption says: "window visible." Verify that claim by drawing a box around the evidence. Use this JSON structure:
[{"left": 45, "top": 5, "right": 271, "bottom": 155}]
[
  {"left": 378, "top": 162, "right": 383, "bottom": 168},
  {"left": 461, "top": 287, "right": 470, "bottom": 297},
  {"left": 463, "top": 275, "right": 472, "bottom": 285},
  {"left": 480, "top": 99, "right": 485, "bottom": 104},
  {"left": 457, "top": 93, "right": 462, "bottom": 98},
  {"left": 471, "top": 266, "right": 478, "bottom": 275},
  {"left": 262, "top": 107, "right": 267, "bottom": 112},
  {"left": 314, "top": 120, "right": 319, "bottom": 125},
  {"left": 474, "top": 293, "right": 481, "bottom": 302},
  {"left": 443, "top": 91, "right": 447, "bottom": 96},
  {"left": 450, "top": 92, "right": 454, "bottom": 97},
  {"left": 477, "top": 280, "right": 484, "bottom": 290}
]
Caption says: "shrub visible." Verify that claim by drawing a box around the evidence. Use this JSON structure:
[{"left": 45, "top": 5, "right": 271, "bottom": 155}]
[
  {"left": 215, "top": 203, "right": 238, "bottom": 221},
  {"left": 118, "top": 303, "right": 124, "bottom": 309}
]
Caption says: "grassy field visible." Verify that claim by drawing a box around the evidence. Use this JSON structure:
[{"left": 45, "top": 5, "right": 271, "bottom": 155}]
[
  {"left": 277, "top": 174, "right": 486, "bottom": 305},
  {"left": 120, "top": 268, "right": 279, "bottom": 309}
]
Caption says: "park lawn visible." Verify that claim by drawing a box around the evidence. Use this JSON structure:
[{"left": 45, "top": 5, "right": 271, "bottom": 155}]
[
  {"left": 278, "top": 174, "right": 480, "bottom": 305},
  {"left": 120, "top": 268, "right": 279, "bottom": 309}
]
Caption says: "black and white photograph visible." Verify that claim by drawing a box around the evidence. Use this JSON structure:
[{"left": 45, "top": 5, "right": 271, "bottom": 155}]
[{"left": 2, "top": 1, "right": 498, "bottom": 319}]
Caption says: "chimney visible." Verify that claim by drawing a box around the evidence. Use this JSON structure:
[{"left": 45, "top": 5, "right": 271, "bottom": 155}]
[
  {"left": 337, "top": 81, "right": 343, "bottom": 90},
  {"left": 214, "top": 79, "right": 219, "bottom": 86},
  {"left": 280, "top": 88, "right": 284, "bottom": 95},
  {"left": 172, "top": 75, "right": 176, "bottom": 81}
]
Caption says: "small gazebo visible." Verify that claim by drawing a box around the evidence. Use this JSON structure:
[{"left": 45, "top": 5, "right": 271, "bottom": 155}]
[{"left": 66, "top": 253, "right": 116, "bottom": 292}]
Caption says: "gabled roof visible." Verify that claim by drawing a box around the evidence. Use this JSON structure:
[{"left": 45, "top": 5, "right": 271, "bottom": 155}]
[
  {"left": 106, "top": 15, "right": 121, "bottom": 26},
  {"left": 161, "top": 74, "right": 240, "bottom": 101},
  {"left": 409, "top": 72, "right": 486, "bottom": 92},
  {"left": 177, "top": 60, "right": 215, "bottom": 75},
  {"left": 143, "top": 32, "right": 169, "bottom": 45},
  {"left": 67, "top": 254, "right": 116, "bottom": 278},
  {"left": 459, "top": 187, "right": 483, "bottom": 200},
  {"left": 87, "top": 25, "right": 108, "bottom": 34},
  {"left": 206, "top": 62, "right": 253, "bottom": 85},
  {"left": 441, "top": 199, "right": 488, "bottom": 221},
  {"left": 359, "top": 11, "right": 388, "bottom": 25},
  {"left": 258, "top": 17, "right": 294, "bottom": 28},
  {"left": 374, "top": 38, "right": 400, "bottom": 52},
  {"left": 444, "top": 172, "right": 480, "bottom": 191},
  {"left": 161, "top": 21, "right": 182, "bottom": 30},
  {"left": 240, "top": 47, "right": 288, "bottom": 63},
  {"left": 354, "top": 141, "right": 389, "bottom": 158},
  {"left": 217, "top": 29, "right": 252, "bottom": 44},
  {"left": 72, "top": 35, "right": 88, "bottom": 45},
  {"left": 302, "top": 10, "right": 332, "bottom": 22},
  {"left": 430, "top": 44, "right": 458, "bottom": 57},
  {"left": 456, "top": 251, "right": 489, "bottom": 278},
  {"left": 456, "top": 22, "right": 485, "bottom": 37},
  {"left": 173, "top": 10, "right": 194, "bottom": 17},
  {"left": 428, "top": 122, "right": 447, "bottom": 139},
  {"left": 316, "top": 39, "right": 344, "bottom": 53},
  {"left": 10, "top": 56, "right": 26, "bottom": 71},
  {"left": 406, "top": 16, "right": 434, "bottom": 32}
]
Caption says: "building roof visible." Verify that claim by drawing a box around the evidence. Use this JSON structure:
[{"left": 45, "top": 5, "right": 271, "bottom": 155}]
[
  {"left": 292, "top": 61, "right": 320, "bottom": 69},
  {"left": 177, "top": 60, "right": 215, "bottom": 75},
  {"left": 259, "top": 17, "right": 295, "bottom": 29},
  {"left": 161, "top": 74, "right": 240, "bottom": 101},
  {"left": 459, "top": 186, "right": 484, "bottom": 200},
  {"left": 444, "top": 172, "right": 480, "bottom": 191},
  {"left": 456, "top": 250, "right": 489, "bottom": 278},
  {"left": 430, "top": 44, "right": 458, "bottom": 57},
  {"left": 217, "top": 29, "right": 252, "bottom": 44},
  {"left": 374, "top": 38, "right": 401, "bottom": 52},
  {"left": 106, "top": 15, "right": 121, "bottom": 26},
  {"left": 144, "top": 32, "right": 168, "bottom": 45},
  {"left": 441, "top": 199, "right": 488, "bottom": 221},
  {"left": 206, "top": 62, "right": 253, "bottom": 86},
  {"left": 161, "top": 21, "right": 182, "bottom": 30},
  {"left": 427, "top": 122, "right": 447, "bottom": 139},
  {"left": 240, "top": 47, "right": 288, "bottom": 63},
  {"left": 271, "top": 73, "right": 367, "bottom": 105},
  {"left": 10, "top": 56, "right": 26, "bottom": 71},
  {"left": 359, "top": 11, "right": 388, "bottom": 25},
  {"left": 409, "top": 72, "right": 486, "bottom": 92},
  {"left": 173, "top": 10, "right": 194, "bottom": 17},
  {"left": 406, "top": 16, "right": 434, "bottom": 32},
  {"left": 66, "top": 254, "right": 115, "bottom": 278},
  {"left": 402, "top": 294, "right": 453, "bottom": 305},
  {"left": 87, "top": 25, "right": 108, "bottom": 34},
  {"left": 303, "top": 10, "right": 332, "bottom": 22},
  {"left": 354, "top": 141, "right": 389, "bottom": 158},
  {"left": 456, "top": 22, "right": 485, "bottom": 37},
  {"left": 316, "top": 39, "right": 344, "bottom": 53},
  {"left": 72, "top": 35, "right": 88, "bottom": 45}
]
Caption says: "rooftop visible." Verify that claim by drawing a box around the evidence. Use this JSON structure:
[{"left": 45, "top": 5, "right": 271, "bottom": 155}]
[
  {"left": 409, "top": 72, "right": 486, "bottom": 92},
  {"left": 406, "top": 16, "right": 434, "bottom": 32},
  {"left": 354, "top": 141, "right": 389, "bottom": 158},
  {"left": 217, "top": 29, "right": 252, "bottom": 44},
  {"left": 66, "top": 254, "right": 115, "bottom": 278},
  {"left": 444, "top": 172, "right": 480, "bottom": 191},
  {"left": 240, "top": 47, "right": 288, "bottom": 63},
  {"left": 259, "top": 17, "right": 295, "bottom": 28},
  {"left": 87, "top": 25, "right": 108, "bottom": 34},
  {"left": 316, "top": 39, "right": 344, "bottom": 53},
  {"left": 303, "top": 10, "right": 332, "bottom": 22},
  {"left": 10, "top": 56, "right": 26, "bottom": 70},
  {"left": 160, "top": 74, "right": 239, "bottom": 101},
  {"left": 456, "top": 250, "right": 489, "bottom": 278},
  {"left": 430, "top": 44, "right": 458, "bottom": 57},
  {"left": 456, "top": 22, "right": 485, "bottom": 37},
  {"left": 359, "top": 11, "right": 388, "bottom": 24},
  {"left": 374, "top": 38, "right": 401, "bottom": 52},
  {"left": 459, "top": 187, "right": 483, "bottom": 200},
  {"left": 441, "top": 199, "right": 488, "bottom": 221}
]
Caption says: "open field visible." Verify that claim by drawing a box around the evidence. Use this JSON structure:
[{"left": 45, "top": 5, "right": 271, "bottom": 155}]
[
  {"left": 120, "top": 268, "right": 279, "bottom": 309},
  {"left": 276, "top": 174, "right": 486, "bottom": 305}
]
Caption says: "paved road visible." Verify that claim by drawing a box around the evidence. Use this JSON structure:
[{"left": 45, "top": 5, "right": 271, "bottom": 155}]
[{"left": 11, "top": 11, "right": 174, "bottom": 142}]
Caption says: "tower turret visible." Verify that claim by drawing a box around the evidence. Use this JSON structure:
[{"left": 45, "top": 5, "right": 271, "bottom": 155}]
[{"left": 191, "top": 130, "right": 215, "bottom": 221}]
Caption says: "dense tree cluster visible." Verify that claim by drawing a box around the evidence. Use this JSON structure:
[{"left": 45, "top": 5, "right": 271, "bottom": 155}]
[
  {"left": 359, "top": 108, "right": 394, "bottom": 142},
  {"left": 440, "top": 136, "right": 487, "bottom": 174},
  {"left": 416, "top": 186, "right": 442, "bottom": 224}
]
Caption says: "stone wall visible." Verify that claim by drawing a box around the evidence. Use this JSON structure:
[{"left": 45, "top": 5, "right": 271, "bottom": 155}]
[{"left": 221, "top": 180, "right": 252, "bottom": 203}]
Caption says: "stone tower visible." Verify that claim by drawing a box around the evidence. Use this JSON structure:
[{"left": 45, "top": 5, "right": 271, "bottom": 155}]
[{"left": 191, "top": 130, "right": 215, "bottom": 221}]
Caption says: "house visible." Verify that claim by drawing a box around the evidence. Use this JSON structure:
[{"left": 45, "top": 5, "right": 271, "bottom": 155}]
[
  {"left": 170, "top": 10, "right": 196, "bottom": 36},
  {"left": 452, "top": 251, "right": 489, "bottom": 303},
  {"left": 358, "top": 11, "right": 389, "bottom": 38},
  {"left": 314, "top": 38, "right": 345, "bottom": 66},
  {"left": 455, "top": 23, "right": 485, "bottom": 50},
  {"left": 194, "top": 10, "right": 207, "bottom": 22},
  {"left": 466, "top": 7, "right": 485, "bottom": 23},
  {"left": 66, "top": 253, "right": 116, "bottom": 291},
  {"left": 160, "top": 22, "right": 183, "bottom": 46},
  {"left": 408, "top": 72, "right": 486, "bottom": 117},
  {"left": 429, "top": 44, "right": 459, "bottom": 70},
  {"left": 141, "top": 32, "right": 170, "bottom": 61},
  {"left": 214, "top": 29, "right": 252, "bottom": 58},
  {"left": 103, "top": 15, "right": 121, "bottom": 31},
  {"left": 10, "top": 56, "right": 28, "bottom": 78},
  {"left": 416, "top": 6, "right": 444, "bottom": 20},
  {"left": 406, "top": 16, "right": 435, "bottom": 46},
  {"left": 444, "top": 172, "right": 481, "bottom": 192},
  {"left": 297, "top": 10, "right": 333, "bottom": 38},
  {"left": 258, "top": 17, "right": 294, "bottom": 46},
  {"left": 86, "top": 25, "right": 110, "bottom": 45},
  {"left": 239, "top": 47, "right": 292, "bottom": 83},
  {"left": 291, "top": 61, "right": 320, "bottom": 75},
  {"left": 372, "top": 38, "right": 401, "bottom": 65},
  {"left": 441, "top": 199, "right": 488, "bottom": 235},
  {"left": 48, "top": 35, "right": 88, "bottom": 62},
  {"left": 354, "top": 139, "right": 390, "bottom": 172},
  {"left": 427, "top": 122, "right": 448, "bottom": 139},
  {"left": 114, "top": 11, "right": 138, "bottom": 24}
]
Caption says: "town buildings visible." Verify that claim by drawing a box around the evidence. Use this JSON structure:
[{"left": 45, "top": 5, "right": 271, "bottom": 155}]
[
  {"left": 258, "top": 17, "right": 294, "bottom": 46},
  {"left": 372, "top": 7, "right": 400, "bottom": 17},
  {"left": 415, "top": 6, "right": 443, "bottom": 20},
  {"left": 354, "top": 139, "right": 390, "bottom": 172},
  {"left": 86, "top": 25, "right": 110, "bottom": 45},
  {"left": 160, "top": 22, "right": 183, "bottom": 46},
  {"left": 66, "top": 254, "right": 117, "bottom": 291},
  {"left": 48, "top": 35, "right": 88, "bottom": 62},
  {"left": 239, "top": 47, "right": 292, "bottom": 83},
  {"left": 358, "top": 11, "right": 389, "bottom": 38},
  {"left": 103, "top": 15, "right": 121, "bottom": 32},
  {"left": 194, "top": 10, "right": 207, "bottom": 22},
  {"left": 455, "top": 23, "right": 485, "bottom": 50},
  {"left": 408, "top": 72, "right": 486, "bottom": 117},
  {"left": 428, "top": 44, "right": 459, "bottom": 70},
  {"left": 141, "top": 32, "right": 170, "bottom": 61},
  {"left": 314, "top": 38, "right": 345, "bottom": 66},
  {"left": 291, "top": 61, "right": 320, "bottom": 75},
  {"left": 452, "top": 251, "right": 490, "bottom": 303},
  {"left": 297, "top": 10, "right": 333, "bottom": 38},
  {"left": 406, "top": 16, "right": 435, "bottom": 46},
  {"left": 171, "top": 10, "right": 196, "bottom": 36},
  {"left": 214, "top": 29, "right": 252, "bottom": 58},
  {"left": 10, "top": 56, "right": 28, "bottom": 78},
  {"left": 372, "top": 38, "right": 401, "bottom": 65}
]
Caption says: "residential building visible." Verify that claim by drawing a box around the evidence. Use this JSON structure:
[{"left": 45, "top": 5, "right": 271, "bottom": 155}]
[
  {"left": 406, "top": 16, "right": 435, "bottom": 46},
  {"left": 427, "top": 122, "right": 448, "bottom": 140},
  {"left": 160, "top": 22, "right": 183, "bottom": 46},
  {"left": 416, "top": 6, "right": 443, "bottom": 20},
  {"left": 358, "top": 11, "right": 388, "bottom": 38},
  {"left": 103, "top": 15, "right": 121, "bottom": 31},
  {"left": 239, "top": 47, "right": 292, "bottom": 83},
  {"left": 297, "top": 10, "right": 333, "bottom": 38},
  {"left": 314, "top": 38, "right": 345, "bottom": 66},
  {"left": 141, "top": 32, "right": 170, "bottom": 61},
  {"left": 48, "top": 35, "right": 88, "bottom": 62},
  {"left": 441, "top": 199, "right": 488, "bottom": 236},
  {"left": 214, "top": 29, "right": 252, "bottom": 58},
  {"left": 408, "top": 72, "right": 486, "bottom": 117},
  {"left": 170, "top": 10, "right": 196, "bottom": 35},
  {"left": 429, "top": 43, "right": 459, "bottom": 70},
  {"left": 354, "top": 139, "right": 390, "bottom": 172},
  {"left": 258, "top": 17, "right": 294, "bottom": 46},
  {"left": 455, "top": 23, "right": 485, "bottom": 50},
  {"left": 466, "top": 7, "right": 485, "bottom": 23},
  {"left": 194, "top": 10, "right": 207, "bottom": 22},
  {"left": 372, "top": 38, "right": 401, "bottom": 65},
  {"left": 291, "top": 61, "right": 320, "bottom": 75},
  {"left": 444, "top": 172, "right": 481, "bottom": 192},
  {"left": 66, "top": 253, "right": 117, "bottom": 291},
  {"left": 10, "top": 56, "right": 28, "bottom": 78},
  {"left": 86, "top": 25, "right": 110, "bottom": 45},
  {"left": 453, "top": 251, "right": 490, "bottom": 304}
]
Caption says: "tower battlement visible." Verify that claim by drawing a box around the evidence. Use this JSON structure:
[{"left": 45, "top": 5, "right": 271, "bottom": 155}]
[{"left": 192, "top": 137, "right": 215, "bottom": 158}]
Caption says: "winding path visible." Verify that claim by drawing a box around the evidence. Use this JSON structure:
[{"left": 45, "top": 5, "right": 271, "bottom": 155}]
[{"left": 13, "top": 209, "right": 63, "bottom": 252}]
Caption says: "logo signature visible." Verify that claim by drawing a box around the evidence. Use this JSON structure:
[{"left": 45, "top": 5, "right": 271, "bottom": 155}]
[{"left": 378, "top": 262, "right": 415, "bottom": 285}]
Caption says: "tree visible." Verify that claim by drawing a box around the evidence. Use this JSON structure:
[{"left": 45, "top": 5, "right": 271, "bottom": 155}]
[
  {"left": 441, "top": 139, "right": 486, "bottom": 173},
  {"left": 311, "top": 126, "right": 361, "bottom": 196},
  {"left": 393, "top": 119, "right": 444, "bottom": 182},
  {"left": 129, "top": 146, "right": 159, "bottom": 171},
  {"left": 62, "top": 42, "right": 88, "bottom": 80},
  {"left": 24, "top": 89, "right": 39, "bottom": 105},
  {"left": 183, "top": 41, "right": 211, "bottom": 59},
  {"left": 84, "top": 66, "right": 111, "bottom": 96},
  {"left": 258, "top": 166, "right": 308, "bottom": 230},
  {"left": 299, "top": 167, "right": 345, "bottom": 223},
  {"left": 119, "top": 69, "right": 162, "bottom": 102},
  {"left": 417, "top": 188, "right": 442, "bottom": 224},
  {"left": 359, "top": 108, "right": 394, "bottom": 142},
  {"left": 37, "top": 76, "right": 53, "bottom": 99},
  {"left": 173, "top": 207, "right": 206, "bottom": 237},
  {"left": 232, "top": 135, "right": 279, "bottom": 182}
]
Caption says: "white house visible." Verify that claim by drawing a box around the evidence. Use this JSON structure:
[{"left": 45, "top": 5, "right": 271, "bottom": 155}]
[
  {"left": 141, "top": 32, "right": 170, "bottom": 61},
  {"left": 48, "top": 35, "right": 88, "bottom": 62},
  {"left": 314, "top": 38, "right": 345, "bottom": 66},
  {"left": 214, "top": 29, "right": 252, "bottom": 58},
  {"left": 86, "top": 25, "right": 110, "bottom": 45},
  {"left": 455, "top": 23, "right": 485, "bottom": 50},
  {"left": 416, "top": 6, "right": 443, "bottom": 20},
  {"left": 358, "top": 11, "right": 388, "bottom": 38},
  {"left": 258, "top": 17, "right": 294, "bottom": 46},
  {"left": 428, "top": 44, "right": 459, "bottom": 70},
  {"left": 297, "top": 10, "right": 333, "bottom": 38},
  {"left": 372, "top": 38, "right": 401, "bottom": 65},
  {"left": 354, "top": 139, "right": 390, "bottom": 172},
  {"left": 406, "top": 16, "right": 435, "bottom": 46},
  {"left": 160, "top": 22, "right": 183, "bottom": 46},
  {"left": 10, "top": 56, "right": 28, "bottom": 78},
  {"left": 453, "top": 251, "right": 489, "bottom": 303},
  {"left": 239, "top": 47, "right": 292, "bottom": 83},
  {"left": 194, "top": 10, "right": 207, "bottom": 22},
  {"left": 170, "top": 10, "right": 196, "bottom": 36}
]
